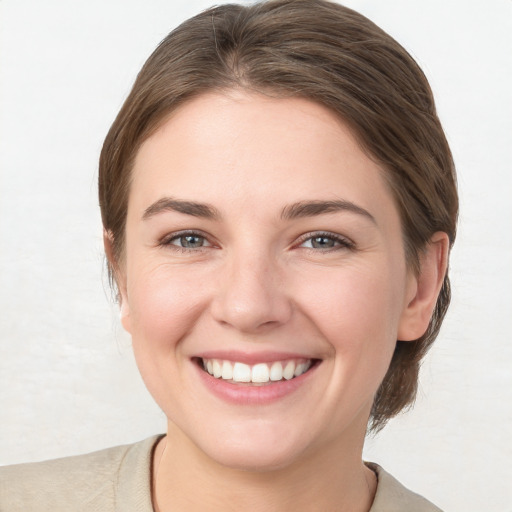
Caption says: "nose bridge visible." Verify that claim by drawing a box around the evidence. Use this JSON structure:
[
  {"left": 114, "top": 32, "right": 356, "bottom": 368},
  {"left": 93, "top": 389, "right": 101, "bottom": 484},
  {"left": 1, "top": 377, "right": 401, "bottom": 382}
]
[{"left": 211, "top": 241, "right": 291, "bottom": 332}]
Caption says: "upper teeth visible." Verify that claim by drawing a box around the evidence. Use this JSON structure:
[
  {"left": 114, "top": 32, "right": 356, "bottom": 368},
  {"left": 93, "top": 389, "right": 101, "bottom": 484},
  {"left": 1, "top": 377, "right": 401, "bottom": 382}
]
[{"left": 202, "top": 358, "right": 312, "bottom": 384}]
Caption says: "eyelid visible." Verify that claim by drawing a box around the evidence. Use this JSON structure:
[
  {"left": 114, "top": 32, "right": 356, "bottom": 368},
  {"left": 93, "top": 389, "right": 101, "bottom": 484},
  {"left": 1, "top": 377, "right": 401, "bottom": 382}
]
[
  {"left": 158, "top": 229, "right": 354, "bottom": 252},
  {"left": 159, "top": 229, "right": 215, "bottom": 250},
  {"left": 295, "top": 231, "right": 355, "bottom": 250}
]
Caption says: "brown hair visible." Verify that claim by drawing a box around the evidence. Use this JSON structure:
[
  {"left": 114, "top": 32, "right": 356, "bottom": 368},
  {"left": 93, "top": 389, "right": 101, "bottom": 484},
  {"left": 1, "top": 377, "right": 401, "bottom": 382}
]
[{"left": 99, "top": 0, "right": 458, "bottom": 432}]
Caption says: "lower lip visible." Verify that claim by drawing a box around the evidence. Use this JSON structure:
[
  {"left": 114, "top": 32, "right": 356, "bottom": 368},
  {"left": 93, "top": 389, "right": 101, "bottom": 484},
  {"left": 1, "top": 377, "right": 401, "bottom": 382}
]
[{"left": 194, "top": 361, "right": 319, "bottom": 405}]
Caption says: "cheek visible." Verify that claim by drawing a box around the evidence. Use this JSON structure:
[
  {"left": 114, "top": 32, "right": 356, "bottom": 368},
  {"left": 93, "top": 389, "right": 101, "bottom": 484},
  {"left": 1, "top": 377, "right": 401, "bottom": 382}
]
[
  {"left": 125, "top": 263, "right": 214, "bottom": 415},
  {"left": 127, "top": 264, "right": 210, "bottom": 354},
  {"left": 293, "top": 263, "right": 404, "bottom": 366}
]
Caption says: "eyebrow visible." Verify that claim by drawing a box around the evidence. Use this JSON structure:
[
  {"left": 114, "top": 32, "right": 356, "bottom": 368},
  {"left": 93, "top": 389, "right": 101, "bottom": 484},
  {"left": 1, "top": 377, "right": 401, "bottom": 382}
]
[
  {"left": 142, "top": 197, "right": 375, "bottom": 224},
  {"left": 142, "top": 197, "right": 221, "bottom": 220},
  {"left": 281, "top": 200, "right": 376, "bottom": 223}
]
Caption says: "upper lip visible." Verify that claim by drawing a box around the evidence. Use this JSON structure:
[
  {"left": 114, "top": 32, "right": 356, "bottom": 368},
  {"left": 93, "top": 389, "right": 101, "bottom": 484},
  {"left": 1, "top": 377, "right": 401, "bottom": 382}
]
[{"left": 195, "top": 350, "right": 319, "bottom": 365}]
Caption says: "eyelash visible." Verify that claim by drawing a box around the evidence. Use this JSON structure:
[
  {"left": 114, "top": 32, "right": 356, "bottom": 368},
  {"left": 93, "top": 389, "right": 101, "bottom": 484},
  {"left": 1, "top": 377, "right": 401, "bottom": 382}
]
[
  {"left": 159, "top": 230, "right": 355, "bottom": 253},
  {"left": 295, "top": 231, "right": 355, "bottom": 252},
  {"left": 159, "top": 230, "right": 213, "bottom": 253}
]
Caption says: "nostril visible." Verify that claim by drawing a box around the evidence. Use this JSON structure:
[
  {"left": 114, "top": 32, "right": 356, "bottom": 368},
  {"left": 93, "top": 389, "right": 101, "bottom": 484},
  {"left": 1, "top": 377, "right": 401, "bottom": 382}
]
[{"left": 210, "top": 293, "right": 292, "bottom": 333}]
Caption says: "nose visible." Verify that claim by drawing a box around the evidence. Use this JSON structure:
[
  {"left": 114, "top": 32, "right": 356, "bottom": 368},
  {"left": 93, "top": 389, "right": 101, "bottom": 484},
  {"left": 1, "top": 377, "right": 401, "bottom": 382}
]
[{"left": 210, "top": 250, "right": 293, "bottom": 334}]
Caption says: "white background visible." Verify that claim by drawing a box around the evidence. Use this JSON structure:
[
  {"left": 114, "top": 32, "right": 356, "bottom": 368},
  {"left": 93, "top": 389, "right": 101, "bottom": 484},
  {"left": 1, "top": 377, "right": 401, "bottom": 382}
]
[{"left": 1, "top": 1, "right": 511, "bottom": 510}]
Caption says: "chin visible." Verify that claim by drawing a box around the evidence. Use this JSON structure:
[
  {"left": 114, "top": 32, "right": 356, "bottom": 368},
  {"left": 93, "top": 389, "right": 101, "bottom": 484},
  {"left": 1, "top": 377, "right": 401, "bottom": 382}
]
[
  {"left": 189, "top": 420, "right": 311, "bottom": 472},
  {"left": 204, "top": 439, "right": 303, "bottom": 473}
]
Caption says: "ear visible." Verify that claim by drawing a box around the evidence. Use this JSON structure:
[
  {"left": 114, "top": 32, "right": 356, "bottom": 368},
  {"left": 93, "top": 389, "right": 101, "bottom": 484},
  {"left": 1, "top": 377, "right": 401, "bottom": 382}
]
[
  {"left": 398, "top": 232, "right": 449, "bottom": 341},
  {"left": 103, "top": 229, "right": 132, "bottom": 333}
]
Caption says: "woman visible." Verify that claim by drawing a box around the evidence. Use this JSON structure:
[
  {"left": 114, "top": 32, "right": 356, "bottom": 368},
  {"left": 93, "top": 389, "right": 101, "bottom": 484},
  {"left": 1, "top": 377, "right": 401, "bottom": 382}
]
[{"left": 0, "top": 0, "right": 457, "bottom": 510}]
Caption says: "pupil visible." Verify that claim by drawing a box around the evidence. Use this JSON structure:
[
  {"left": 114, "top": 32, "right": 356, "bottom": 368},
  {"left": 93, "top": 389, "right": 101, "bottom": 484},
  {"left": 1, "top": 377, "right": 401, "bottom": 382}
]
[
  {"left": 312, "top": 236, "right": 334, "bottom": 248},
  {"left": 182, "top": 235, "right": 202, "bottom": 247}
]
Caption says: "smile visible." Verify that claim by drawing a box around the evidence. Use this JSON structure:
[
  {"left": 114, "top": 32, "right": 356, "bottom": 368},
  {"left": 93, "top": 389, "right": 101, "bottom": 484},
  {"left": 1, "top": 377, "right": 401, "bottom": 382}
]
[{"left": 201, "top": 358, "right": 313, "bottom": 384}]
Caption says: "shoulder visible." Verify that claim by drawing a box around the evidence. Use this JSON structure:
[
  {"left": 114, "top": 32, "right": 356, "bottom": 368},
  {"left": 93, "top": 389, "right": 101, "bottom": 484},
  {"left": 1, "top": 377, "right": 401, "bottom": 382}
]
[
  {"left": 368, "top": 463, "right": 444, "bottom": 512},
  {"left": 0, "top": 435, "right": 160, "bottom": 512}
]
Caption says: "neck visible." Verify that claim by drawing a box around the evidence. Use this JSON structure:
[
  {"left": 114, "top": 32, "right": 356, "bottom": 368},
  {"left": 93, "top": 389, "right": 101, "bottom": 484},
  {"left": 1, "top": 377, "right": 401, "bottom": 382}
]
[{"left": 152, "top": 422, "right": 376, "bottom": 512}]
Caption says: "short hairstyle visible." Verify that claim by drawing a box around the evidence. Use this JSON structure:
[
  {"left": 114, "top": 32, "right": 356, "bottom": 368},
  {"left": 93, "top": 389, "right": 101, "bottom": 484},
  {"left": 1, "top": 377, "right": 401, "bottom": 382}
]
[{"left": 99, "top": 0, "right": 458, "bottom": 432}]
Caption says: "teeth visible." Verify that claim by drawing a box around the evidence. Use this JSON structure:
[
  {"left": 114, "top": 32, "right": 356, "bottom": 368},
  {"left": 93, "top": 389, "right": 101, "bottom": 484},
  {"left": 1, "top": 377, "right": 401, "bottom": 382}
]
[
  {"left": 221, "top": 360, "right": 233, "bottom": 380},
  {"left": 232, "top": 362, "right": 251, "bottom": 382},
  {"left": 294, "top": 362, "right": 307, "bottom": 377},
  {"left": 251, "top": 363, "right": 270, "bottom": 383},
  {"left": 212, "top": 360, "right": 222, "bottom": 378},
  {"left": 269, "top": 362, "right": 283, "bottom": 381},
  {"left": 202, "top": 358, "right": 312, "bottom": 384},
  {"left": 283, "top": 361, "right": 295, "bottom": 380}
]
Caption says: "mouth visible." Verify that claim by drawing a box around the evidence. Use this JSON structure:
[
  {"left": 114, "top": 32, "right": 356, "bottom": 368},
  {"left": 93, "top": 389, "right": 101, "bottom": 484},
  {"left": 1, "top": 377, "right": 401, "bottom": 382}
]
[{"left": 195, "top": 357, "right": 319, "bottom": 386}]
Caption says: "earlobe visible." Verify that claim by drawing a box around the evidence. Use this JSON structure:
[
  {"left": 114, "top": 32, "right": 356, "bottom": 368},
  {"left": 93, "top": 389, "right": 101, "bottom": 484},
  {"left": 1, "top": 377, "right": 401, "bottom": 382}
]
[
  {"left": 103, "top": 229, "right": 132, "bottom": 334},
  {"left": 398, "top": 232, "right": 449, "bottom": 341},
  {"left": 119, "top": 299, "right": 132, "bottom": 333},
  {"left": 103, "top": 229, "right": 116, "bottom": 267}
]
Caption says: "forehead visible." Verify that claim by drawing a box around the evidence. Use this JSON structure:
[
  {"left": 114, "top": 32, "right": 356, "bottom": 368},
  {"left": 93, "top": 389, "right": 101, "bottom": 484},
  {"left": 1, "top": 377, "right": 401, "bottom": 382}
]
[{"left": 129, "top": 91, "right": 397, "bottom": 222}]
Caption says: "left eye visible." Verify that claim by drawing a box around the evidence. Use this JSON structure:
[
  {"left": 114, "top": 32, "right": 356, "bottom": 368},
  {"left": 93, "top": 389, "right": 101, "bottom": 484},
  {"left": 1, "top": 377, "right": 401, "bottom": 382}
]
[
  {"left": 300, "top": 233, "right": 352, "bottom": 250},
  {"left": 167, "top": 233, "right": 210, "bottom": 249}
]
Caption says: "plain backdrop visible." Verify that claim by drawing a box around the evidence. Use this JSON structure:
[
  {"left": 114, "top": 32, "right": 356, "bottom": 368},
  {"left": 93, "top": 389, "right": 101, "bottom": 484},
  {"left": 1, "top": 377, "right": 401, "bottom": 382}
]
[{"left": 1, "top": 1, "right": 511, "bottom": 510}]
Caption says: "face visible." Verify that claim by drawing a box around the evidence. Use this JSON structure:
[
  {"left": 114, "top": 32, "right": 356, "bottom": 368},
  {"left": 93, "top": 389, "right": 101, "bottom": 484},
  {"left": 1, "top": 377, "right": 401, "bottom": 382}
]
[{"left": 118, "top": 92, "right": 419, "bottom": 471}]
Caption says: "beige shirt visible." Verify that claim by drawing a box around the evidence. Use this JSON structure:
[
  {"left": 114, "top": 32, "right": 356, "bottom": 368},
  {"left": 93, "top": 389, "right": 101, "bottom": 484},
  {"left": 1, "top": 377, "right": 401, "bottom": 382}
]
[{"left": 0, "top": 435, "right": 442, "bottom": 511}]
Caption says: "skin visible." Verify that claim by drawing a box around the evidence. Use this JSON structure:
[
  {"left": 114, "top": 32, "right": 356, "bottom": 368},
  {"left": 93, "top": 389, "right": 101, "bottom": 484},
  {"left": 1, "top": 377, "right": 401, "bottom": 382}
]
[{"left": 108, "top": 91, "right": 448, "bottom": 511}]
